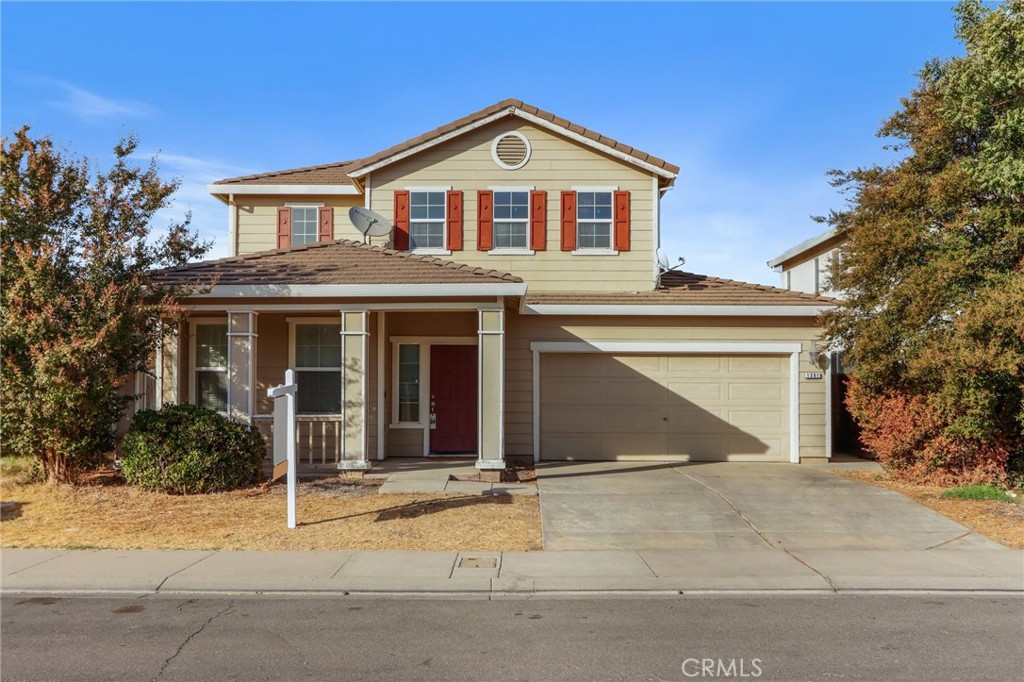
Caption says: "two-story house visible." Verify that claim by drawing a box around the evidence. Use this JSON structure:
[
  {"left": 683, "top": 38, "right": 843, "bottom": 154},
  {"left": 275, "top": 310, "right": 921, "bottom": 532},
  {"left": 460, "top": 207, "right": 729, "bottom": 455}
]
[{"left": 148, "top": 99, "right": 835, "bottom": 475}]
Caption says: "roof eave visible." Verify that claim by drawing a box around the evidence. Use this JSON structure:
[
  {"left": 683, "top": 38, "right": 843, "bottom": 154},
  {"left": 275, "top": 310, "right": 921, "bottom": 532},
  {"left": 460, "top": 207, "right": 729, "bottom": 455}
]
[
  {"left": 767, "top": 227, "right": 843, "bottom": 269},
  {"left": 185, "top": 283, "right": 528, "bottom": 298},
  {"left": 207, "top": 184, "right": 362, "bottom": 197}
]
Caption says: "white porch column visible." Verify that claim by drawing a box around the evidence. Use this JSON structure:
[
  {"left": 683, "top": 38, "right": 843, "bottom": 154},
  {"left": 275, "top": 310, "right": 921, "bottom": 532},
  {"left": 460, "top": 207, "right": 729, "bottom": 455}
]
[
  {"left": 340, "top": 309, "right": 370, "bottom": 470},
  {"left": 156, "top": 319, "right": 180, "bottom": 408},
  {"left": 476, "top": 308, "right": 505, "bottom": 472},
  {"left": 227, "top": 310, "right": 258, "bottom": 423}
]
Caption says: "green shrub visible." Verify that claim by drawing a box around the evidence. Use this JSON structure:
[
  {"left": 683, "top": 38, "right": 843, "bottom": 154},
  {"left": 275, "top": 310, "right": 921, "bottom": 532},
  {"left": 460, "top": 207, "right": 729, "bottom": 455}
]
[
  {"left": 941, "top": 484, "right": 1018, "bottom": 503},
  {"left": 120, "top": 403, "right": 266, "bottom": 494}
]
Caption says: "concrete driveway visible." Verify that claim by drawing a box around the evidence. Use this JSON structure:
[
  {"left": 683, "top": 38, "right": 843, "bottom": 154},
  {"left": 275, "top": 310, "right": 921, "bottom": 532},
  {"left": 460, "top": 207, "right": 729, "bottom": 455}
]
[{"left": 535, "top": 461, "right": 1003, "bottom": 551}]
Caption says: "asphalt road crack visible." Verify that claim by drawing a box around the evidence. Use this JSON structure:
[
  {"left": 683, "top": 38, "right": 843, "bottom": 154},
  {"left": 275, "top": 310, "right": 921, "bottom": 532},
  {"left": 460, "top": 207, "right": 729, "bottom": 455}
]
[{"left": 152, "top": 601, "right": 233, "bottom": 681}]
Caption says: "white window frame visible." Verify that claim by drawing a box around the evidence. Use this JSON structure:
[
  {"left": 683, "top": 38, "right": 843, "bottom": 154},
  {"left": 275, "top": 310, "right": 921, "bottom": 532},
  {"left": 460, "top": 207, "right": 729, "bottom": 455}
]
[
  {"left": 488, "top": 186, "right": 535, "bottom": 254},
  {"left": 287, "top": 317, "right": 343, "bottom": 416},
  {"left": 407, "top": 187, "right": 450, "bottom": 255},
  {"left": 571, "top": 186, "right": 618, "bottom": 255},
  {"left": 189, "top": 318, "right": 229, "bottom": 414},
  {"left": 285, "top": 203, "right": 324, "bottom": 247}
]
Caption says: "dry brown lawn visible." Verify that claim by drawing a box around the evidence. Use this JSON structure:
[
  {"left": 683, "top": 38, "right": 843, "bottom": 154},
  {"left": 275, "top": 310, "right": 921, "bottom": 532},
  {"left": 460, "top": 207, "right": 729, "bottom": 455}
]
[
  {"left": 832, "top": 470, "right": 1024, "bottom": 549},
  {"left": 0, "top": 461, "right": 542, "bottom": 552}
]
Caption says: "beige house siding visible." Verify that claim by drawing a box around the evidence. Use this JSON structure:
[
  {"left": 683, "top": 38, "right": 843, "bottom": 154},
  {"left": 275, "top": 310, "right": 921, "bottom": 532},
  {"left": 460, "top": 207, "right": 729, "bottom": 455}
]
[
  {"left": 234, "top": 195, "right": 365, "bottom": 254},
  {"left": 503, "top": 314, "right": 827, "bottom": 461},
  {"left": 369, "top": 117, "right": 658, "bottom": 293}
]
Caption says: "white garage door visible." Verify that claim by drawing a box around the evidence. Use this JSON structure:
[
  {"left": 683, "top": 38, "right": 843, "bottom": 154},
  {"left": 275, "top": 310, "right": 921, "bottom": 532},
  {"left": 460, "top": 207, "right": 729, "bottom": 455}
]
[{"left": 540, "top": 354, "right": 790, "bottom": 462}]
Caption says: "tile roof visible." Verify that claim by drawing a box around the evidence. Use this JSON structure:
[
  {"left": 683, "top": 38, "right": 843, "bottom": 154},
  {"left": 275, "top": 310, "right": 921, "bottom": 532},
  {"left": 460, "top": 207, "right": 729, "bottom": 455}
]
[
  {"left": 213, "top": 161, "right": 358, "bottom": 186},
  {"left": 210, "top": 98, "right": 680, "bottom": 187},
  {"left": 151, "top": 240, "right": 524, "bottom": 287},
  {"left": 524, "top": 271, "right": 834, "bottom": 307}
]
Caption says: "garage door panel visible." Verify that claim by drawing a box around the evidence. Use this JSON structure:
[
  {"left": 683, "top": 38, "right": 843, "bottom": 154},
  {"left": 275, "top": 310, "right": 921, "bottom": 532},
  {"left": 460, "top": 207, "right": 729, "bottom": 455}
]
[
  {"left": 726, "top": 410, "right": 785, "bottom": 428},
  {"left": 665, "top": 380, "right": 723, "bottom": 401},
  {"left": 540, "top": 353, "right": 789, "bottom": 462},
  {"left": 666, "top": 408, "right": 727, "bottom": 433},
  {"left": 666, "top": 356, "right": 724, "bottom": 372},
  {"left": 728, "top": 382, "right": 785, "bottom": 401},
  {"left": 728, "top": 356, "right": 787, "bottom": 374},
  {"left": 727, "top": 436, "right": 784, "bottom": 458},
  {"left": 543, "top": 381, "right": 666, "bottom": 406}
]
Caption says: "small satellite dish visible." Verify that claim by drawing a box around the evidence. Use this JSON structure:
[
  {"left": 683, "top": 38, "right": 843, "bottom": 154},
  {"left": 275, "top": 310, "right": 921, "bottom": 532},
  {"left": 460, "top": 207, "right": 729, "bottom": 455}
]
[
  {"left": 657, "top": 248, "right": 671, "bottom": 272},
  {"left": 348, "top": 207, "right": 393, "bottom": 244}
]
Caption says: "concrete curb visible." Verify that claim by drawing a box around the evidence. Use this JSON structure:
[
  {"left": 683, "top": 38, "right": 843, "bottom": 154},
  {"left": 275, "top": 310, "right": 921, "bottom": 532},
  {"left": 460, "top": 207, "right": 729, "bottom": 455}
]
[{"left": 2, "top": 547, "right": 1021, "bottom": 599}]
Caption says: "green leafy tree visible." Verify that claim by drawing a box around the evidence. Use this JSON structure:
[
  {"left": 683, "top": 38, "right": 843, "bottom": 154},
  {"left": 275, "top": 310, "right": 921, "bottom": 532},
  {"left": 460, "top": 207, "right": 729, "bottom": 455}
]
[
  {"left": 1, "top": 128, "right": 209, "bottom": 483},
  {"left": 822, "top": 0, "right": 1024, "bottom": 482}
]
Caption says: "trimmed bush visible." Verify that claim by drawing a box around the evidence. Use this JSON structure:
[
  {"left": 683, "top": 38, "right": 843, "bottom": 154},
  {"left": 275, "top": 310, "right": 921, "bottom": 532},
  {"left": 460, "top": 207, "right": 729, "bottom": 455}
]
[
  {"left": 845, "top": 379, "right": 1012, "bottom": 486},
  {"left": 121, "top": 403, "right": 266, "bottom": 494}
]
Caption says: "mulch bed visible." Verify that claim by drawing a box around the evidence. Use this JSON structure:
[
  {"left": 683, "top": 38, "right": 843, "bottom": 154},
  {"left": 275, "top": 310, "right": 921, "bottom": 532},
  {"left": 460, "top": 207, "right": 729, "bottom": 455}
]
[{"left": 0, "top": 469, "right": 542, "bottom": 552}]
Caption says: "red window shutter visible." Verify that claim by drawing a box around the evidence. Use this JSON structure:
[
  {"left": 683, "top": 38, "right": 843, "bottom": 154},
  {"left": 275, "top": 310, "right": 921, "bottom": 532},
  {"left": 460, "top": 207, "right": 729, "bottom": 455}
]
[
  {"left": 560, "top": 191, "right": 576, "bottom": 251},
  {"left": 477, "top": 190, "right": 493, "bottom": 251},
  {"left": 276, "top": 207, "right": 292, "bottom": 249},
  {"left": 318, "top": 207, "right": 334, "bottom": 243},
  {"left": 393, "top": 190, "right": 410, "bottom": 250},
  {"left": 530, "top": 191, "right": 547, "bottom": 251},
  {"left": 446, "top": 190, "right": 463, "bottom": 251},
  {"left": 614, "top": 191, "right": 630, "bottom": 251}
]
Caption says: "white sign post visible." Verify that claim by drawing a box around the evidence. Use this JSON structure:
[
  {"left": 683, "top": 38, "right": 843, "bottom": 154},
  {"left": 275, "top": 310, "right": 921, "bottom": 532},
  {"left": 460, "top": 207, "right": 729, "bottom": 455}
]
[{"left": 267, "top": 369, "right": 298, "bottom": 529}]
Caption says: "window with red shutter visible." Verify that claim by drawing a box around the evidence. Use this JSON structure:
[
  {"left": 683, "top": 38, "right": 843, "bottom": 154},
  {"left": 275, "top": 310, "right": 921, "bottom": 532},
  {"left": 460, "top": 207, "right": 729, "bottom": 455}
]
[
  {"left": 530, "top": 190, "right": 547, "bottom": 251},
  {"left": 276, "top": 207, "right": 291, "bottom": 249},
  {"left": 318, "top": 207, "right": 334, "bottom": 243},
  {"left": 560, "top": 191, "right": 576, "bottom": 251},
  {"left": 393, "top": 190, "right": 410, "bottom": 250},
  {"left": 446, "top": 190, "right": 463, "bottom": 251},
  {"left": 477, "top": 190, "right": 493, "bottom": 251},
  {"left": 613, "top": 191, "right": 630, "bottom": 251}
]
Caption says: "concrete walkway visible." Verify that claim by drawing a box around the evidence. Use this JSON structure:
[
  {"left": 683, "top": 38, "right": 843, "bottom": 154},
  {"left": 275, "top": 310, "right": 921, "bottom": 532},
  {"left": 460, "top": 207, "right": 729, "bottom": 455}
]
[
  {"left": 2, "top": 546, "right": 1021, "bottom": 596},
  {"left": 370, "top": 460, "right": 536, "bottom": 496},
  {"left": 535, "top": 461, "right": 1002, "bottom": 551}
]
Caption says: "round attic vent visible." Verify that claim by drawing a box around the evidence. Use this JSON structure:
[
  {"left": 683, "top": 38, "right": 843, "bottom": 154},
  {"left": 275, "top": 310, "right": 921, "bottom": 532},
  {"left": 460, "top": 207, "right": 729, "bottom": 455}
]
[{"left": 491, "top": 131, "right": 531, "bottom": 170}]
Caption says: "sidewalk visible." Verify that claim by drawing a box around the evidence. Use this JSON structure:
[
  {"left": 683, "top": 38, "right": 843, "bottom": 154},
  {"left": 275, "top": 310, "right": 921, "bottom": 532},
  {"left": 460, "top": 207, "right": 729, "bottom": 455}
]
[{"left": 3, "top": 546, "right": 1021, "bottom": 597}]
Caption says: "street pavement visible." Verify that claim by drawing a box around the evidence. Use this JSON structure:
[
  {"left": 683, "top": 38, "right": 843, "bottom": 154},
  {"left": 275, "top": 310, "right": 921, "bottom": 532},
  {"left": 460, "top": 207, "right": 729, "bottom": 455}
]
[{"left": 2, "top": 594, "right": 1022, "bottom": 681}]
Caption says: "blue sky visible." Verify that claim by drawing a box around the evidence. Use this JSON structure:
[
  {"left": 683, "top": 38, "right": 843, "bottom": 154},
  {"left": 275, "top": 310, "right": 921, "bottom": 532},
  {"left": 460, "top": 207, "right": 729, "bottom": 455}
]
[{"left": 2, "top": 1, "right": 961, "bottom": 284}]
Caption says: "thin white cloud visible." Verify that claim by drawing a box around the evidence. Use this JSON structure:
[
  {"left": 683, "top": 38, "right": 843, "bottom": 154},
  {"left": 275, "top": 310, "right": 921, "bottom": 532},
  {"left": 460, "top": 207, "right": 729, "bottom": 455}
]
[
  {"left": 42, "top": 79, "right": 156, "bottom": 122},
  {"left": 136, "top": 151, "right": 254, "bottom": 260}
]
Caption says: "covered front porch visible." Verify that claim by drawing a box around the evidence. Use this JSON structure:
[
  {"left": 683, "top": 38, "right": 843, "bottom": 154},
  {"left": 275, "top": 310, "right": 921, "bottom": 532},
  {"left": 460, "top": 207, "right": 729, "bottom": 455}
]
[{"left": 143, "top": 300, "right": 509, "bottom": 476}]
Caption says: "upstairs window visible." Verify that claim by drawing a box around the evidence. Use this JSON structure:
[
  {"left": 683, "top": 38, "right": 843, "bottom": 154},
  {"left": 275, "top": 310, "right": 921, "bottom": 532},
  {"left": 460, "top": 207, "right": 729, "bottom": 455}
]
[
  {"left": 291, "top": 206, "right": 319, "bottom": 246},
  {"left": 277, "top": 205, "right": 332, "bottom": 249},
  {"left": 410, "top": 191, "right": 446, "bottom": 249},
  {"left": 493, "top": 191, "right": 530, "bottom": 249},
  {"left": 576, "top": 191, "right": 613, "bottom": 249}
]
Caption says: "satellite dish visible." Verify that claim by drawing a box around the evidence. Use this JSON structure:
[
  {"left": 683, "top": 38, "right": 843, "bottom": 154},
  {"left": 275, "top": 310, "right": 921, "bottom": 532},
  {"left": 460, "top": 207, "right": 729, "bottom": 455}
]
[
  {"left": 348, "top": 207, "right": 393, "bottom": 244},
  {"left": 657, "top": 248, "right": 671, "bottom": 272}
]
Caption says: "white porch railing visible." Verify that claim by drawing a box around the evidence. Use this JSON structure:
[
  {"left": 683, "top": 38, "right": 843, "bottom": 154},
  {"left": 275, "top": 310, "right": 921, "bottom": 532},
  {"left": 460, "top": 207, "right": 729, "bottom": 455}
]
[{"left": 253, "top": 415, "right": 343, "bottom": 470}]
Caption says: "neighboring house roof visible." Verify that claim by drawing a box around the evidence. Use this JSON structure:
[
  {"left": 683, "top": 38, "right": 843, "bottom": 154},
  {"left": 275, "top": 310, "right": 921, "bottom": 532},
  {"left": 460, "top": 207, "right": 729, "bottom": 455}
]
[
  {"left": 151, "top": 239, "right": 524, "bottom": 288},
  {"left": 213, "top": 161, "right": 358, "bottom": 186},
  {"left": 767, "top": 227, "right": 844, "bottom": 269},
  {"left": 209, "top": 98, "right": 680, "bottom": 195},
  {"left": 525, "top": 271, "right": 834, "bottom": 307}
]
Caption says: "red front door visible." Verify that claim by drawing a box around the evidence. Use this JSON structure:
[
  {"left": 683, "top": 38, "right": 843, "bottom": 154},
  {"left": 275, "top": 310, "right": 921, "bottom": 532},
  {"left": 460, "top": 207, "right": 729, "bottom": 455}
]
[{"left": 429, "top": 345, "right": 478, "bottom": 454}]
